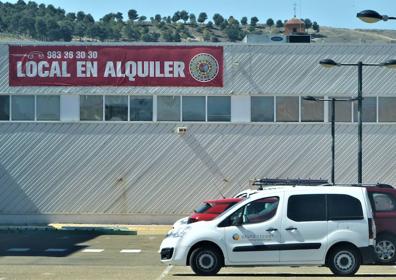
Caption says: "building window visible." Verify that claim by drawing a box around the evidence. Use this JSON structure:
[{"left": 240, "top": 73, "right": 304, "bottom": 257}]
[
  {"left": 80, "top": 95, "right": 103, "bottom": 121},
  {"left": 379, "top": 97, "right": 396, "bottom": 122},
  {"left": 182, "top": 96, "right": 205, "bottom": 121},
  {"left": 301, "top": 97, "right": 324, "bottom": 122},
  {"left": 251, "top": 96, "right": 274, "bottom": 122},
  {"left": 207, "top": 96, "right": 231, "bottom": 122},
  {"left": 37, "top": 95, "right": 60, "bottom": 121},
  {"left": 12, "top": 95, "right": 35, "bottom": 121},
  {"left": 0, "top": 95, "right": 10, "bottom": 120},
  {"left": 276, "top": 96, "right": 299, "bottom": 122},
  {"left": 353, "top": 97, "right": 376, "bottom": 122},
  {"left": 130, "top": 96, "right": 153, "bottom": 121},
  {"left": 157, "top": 96, "right": 180, "bottom": 121},
  {"left": 105, "top": 96, "right": 128, "bottom": 121},
  {"left": 328, "top": 98, "right": 352, "bottom": 122}
]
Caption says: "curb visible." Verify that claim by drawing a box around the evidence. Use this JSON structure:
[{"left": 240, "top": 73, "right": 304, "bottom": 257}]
[{"left": 0, "top": 224, "right": 171, "bottom": 235}]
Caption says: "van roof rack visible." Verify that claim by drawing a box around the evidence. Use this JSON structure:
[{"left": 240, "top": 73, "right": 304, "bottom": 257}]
[
  {"left": 253, "top": 178, "right": 329, "bottom": 189},
  {"left": 321, "top": 183, "right": 394, "bottom": 189}
]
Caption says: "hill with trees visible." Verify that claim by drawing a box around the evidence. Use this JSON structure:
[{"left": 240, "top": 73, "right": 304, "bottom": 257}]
[{"left": 0, "top": 0, "right": 321, "bottom": 42}]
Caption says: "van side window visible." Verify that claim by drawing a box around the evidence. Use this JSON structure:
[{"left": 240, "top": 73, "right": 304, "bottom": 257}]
[
  {"left": 372, "top": 193, "right": 396, "bottom": 212},
  {"left": 287, "top": 194, "right": 326, "bottom": 222},
  {"left": 328, "top": 194, "right": 363, "bottom": 220},
  {"left": 218, "top": 197, "right": 279, "bottom": 227}
]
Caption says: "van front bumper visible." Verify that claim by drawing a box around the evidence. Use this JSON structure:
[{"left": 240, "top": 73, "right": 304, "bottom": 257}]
[{"left": 359, "top": 245, "right": 375, "bottom": 264}]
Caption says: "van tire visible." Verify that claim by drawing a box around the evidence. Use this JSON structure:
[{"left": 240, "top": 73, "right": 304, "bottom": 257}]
[
  {"left": 189, "top": 246, "right": 222, "bottom": 276},
  {"left": 375, "top": 234, "right": 396, "bottom": 264},
  {"left": 328, "top": 246, "right": 361, "bottom": 276}
]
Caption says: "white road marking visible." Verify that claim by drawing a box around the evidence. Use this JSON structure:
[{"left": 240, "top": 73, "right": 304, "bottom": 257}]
[
  {"left": 81, "top": 249, "right": 104, "bottom": 253},
  {"left": 120, "top": 249, "right": 141, "bottom": 253},
  {"left": 7, "top": 248, "right": 30, "bottom": 252},
  {"left": 45, "top": 248, "right": 67, "bottom": 252},
  {"left": 155, "top": 265, "right": 173, "bottom": 280}
]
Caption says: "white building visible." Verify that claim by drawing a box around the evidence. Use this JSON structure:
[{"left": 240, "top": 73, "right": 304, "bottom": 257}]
[{"left": 1, "top": 42, "right": 396, "bottom": 224}]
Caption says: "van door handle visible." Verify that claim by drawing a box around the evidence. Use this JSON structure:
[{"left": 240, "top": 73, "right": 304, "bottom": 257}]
[
  {"left": 285, "top": 227, "right": 297, "bottom": 231},
  {"left": 266, "top": 228, "right": 278, "bottom": 232}
]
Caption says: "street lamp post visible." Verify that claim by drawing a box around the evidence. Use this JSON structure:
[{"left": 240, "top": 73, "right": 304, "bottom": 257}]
[
  {"left": 303, "top": 96, "right": 356, "bottom": 185},
  {"left": 357, "top": 10, "right": 396, "bottom": 23},
  {"left": 319, "top": 58, "right": 396, "bottom": 184}
]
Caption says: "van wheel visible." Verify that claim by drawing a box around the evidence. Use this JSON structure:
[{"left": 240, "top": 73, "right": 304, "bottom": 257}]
[
  {"left": 189, "top": 246, "right": 222, "bottom": 276},
  {"left": 375, "top": 234, "right": 396, "bottom": 264},
  {"left": 328, "top": 246, "right": 361, "bottom": 276}
]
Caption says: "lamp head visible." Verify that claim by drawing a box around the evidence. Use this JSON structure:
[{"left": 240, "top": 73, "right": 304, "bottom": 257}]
[
  {"left": 319, "top": 59, "right": 339, "bottom": 68},
  {"left": 381, "top": 59, "right": 396, "bottom": 69},
  {"left": 356, "top": 10, "right": 384, "bottom": 23}
]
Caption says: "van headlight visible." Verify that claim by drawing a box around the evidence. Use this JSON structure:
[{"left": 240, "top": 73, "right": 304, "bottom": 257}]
[{"left": 166, "top": 226, "right": 192, "bottom": 238}]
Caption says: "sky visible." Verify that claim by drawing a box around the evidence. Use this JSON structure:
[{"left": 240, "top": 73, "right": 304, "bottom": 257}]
[{"left": 6, "top": 0, "right": 396, "bottom": 30}]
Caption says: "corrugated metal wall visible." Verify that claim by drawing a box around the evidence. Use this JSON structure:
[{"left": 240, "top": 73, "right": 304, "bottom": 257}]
[
  {"left": 1, "top": 43, "right": 396, "bottom": 224},
  {"left": 0, "top": 123, "right": 395, "bottom": 223}
]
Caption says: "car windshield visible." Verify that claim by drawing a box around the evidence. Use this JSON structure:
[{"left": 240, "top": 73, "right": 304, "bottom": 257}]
[{"left": 193, "top": 203, "right": 212, "bottom": 213}]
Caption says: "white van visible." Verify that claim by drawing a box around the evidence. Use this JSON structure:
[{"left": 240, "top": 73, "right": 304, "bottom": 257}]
[{"left": 160, "top": 186, "right": 375, "bottom": 276}]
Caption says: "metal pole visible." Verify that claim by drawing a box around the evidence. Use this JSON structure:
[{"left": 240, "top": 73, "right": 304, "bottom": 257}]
[
  {"left": 357, "top": 62, "right": 363, "bottom": 184},
  {"left": 331, "top": 98, "right": 335, "bottom": 185}
]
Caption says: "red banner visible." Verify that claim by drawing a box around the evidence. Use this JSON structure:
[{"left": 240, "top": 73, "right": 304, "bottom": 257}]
[{"left": 9, "top": 45, "right": 223, "bottom": 87}]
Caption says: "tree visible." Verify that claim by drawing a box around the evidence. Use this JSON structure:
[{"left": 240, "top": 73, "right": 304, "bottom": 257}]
[
  {"left": 59, "top": 21, "right": 73, "bottom": 41},
  {"left": 312, "top": 21, "right": 320, "bottom": 32},
  {"left": 138, "top": 16, "right": 147, "bottom": 22},
  {"left": 66, "top": 12, "right": 76, "bottom": 22},
  {"left": 122, "top": 22, "right": 141, "bottom": 41},
  {"left": 304, "top": 18, "right": 312, "bottom": 30},
  {"left": 88, "top": 22, "right": 108, "bottom": 41},
  {"left": 198, "top": 12, "right": 207, "bottom": 24},
  {"left": 225, "top": 25, "right": 243, "bottom": 42},
  {"left": 76, "top": 11, "right": 86, "bottom": 22},
  {"left": 189, "top": 13, "right": 197, "bottom": 26},
  {"left": 128, "top": 9, "right": 138, "bottom": 21},
  {"left": 0, "top": 17, "right": 5, "bottom": 32},
  {"left": 84, "top": 14, "right": 95, "bottom": 25},
  {"left": 154, "top": 14, "right": 162, "bottom": 23},
  {"left": 203, "top": 30, "right": 210, "bottom": 41},
  {"left": 74, "top": 22, "right": 86, "bottom": 40},
  {"left": 179, "top": 10, "right": 189, "bottom": 23},
  {"left": 46, "top": 18, "right": 61, "bottom": 41},
  {"left": 161, "top": 29, "right": 173, "bottom": 41},
  {"left": 171, "top": 11, "right": 180, "bottom": 23},
  {"left": 173, "top": 31, "right": 181, "bottom": 42},
  {"left": 213, "top": 13, "right": 224, "bottom": 26},
  {"left": 250, "top": 16, "right": 259, "bottom": 27},
  {"left": 35, "top": 18, "right": 47, "bottom": 40},
  {"left": 276, "top": 19, "right": 283, "bottom": 28},
  {"left": 206, "top": 21, "right": 213, "bottom": 29},
  {"left": 241, "top": 17, "right": 248, "bottom": 26},
  {"left": 266, "top": 18, "right": 274, "bottom": 30}
]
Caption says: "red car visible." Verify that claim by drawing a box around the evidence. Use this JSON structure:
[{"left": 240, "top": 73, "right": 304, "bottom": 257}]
[
  {"left": 367, "top": 186, "right": 396, "bottom": 264},
  {"left": 187, "top": 198, "right": 243, "bottom": 224}
]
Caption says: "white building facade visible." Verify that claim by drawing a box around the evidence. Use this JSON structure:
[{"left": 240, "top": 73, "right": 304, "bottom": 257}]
[{"left": 0, "top": 43, "right": 396, "bottom": 224}]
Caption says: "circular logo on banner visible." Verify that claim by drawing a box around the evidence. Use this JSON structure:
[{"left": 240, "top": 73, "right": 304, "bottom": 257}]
[
  {"left": 232, "top": 234, "right": 240, "bottom": 241},
  {"left": 189, "top": 53, "right": 219, "bottom": 83}
]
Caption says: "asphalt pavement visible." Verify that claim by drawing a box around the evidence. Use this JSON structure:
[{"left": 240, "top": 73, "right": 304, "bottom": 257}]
[{"left": 0, "top": 230, "right": 395, "bottom": 280}]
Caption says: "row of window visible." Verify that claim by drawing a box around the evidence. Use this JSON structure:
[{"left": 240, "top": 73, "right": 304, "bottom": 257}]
[
  {"left": 1, "top": 95, "right": 396, "bottom": 122},
  {"left": 221, "top": 194, "right": 363, "bottom": 226}
]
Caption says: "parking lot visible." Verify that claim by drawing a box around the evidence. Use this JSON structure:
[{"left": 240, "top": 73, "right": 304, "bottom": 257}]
[{"left": 0, "top": 231, "right": 394, "bottom": 280}]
